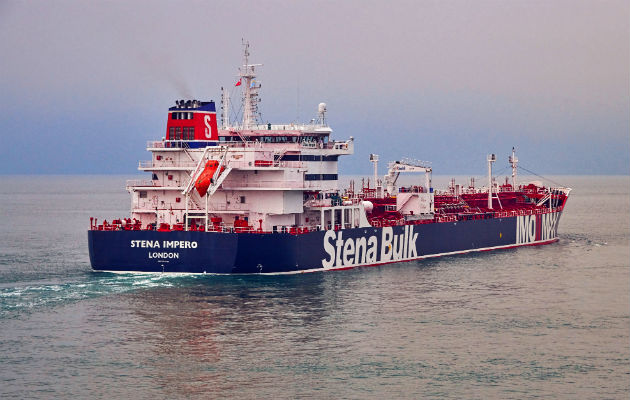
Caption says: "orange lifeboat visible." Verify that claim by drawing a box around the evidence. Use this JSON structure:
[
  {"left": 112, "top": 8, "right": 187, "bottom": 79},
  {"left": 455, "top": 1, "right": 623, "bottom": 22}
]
[{"left": 195, "top": 161, "right": 225, "bottom": 197}]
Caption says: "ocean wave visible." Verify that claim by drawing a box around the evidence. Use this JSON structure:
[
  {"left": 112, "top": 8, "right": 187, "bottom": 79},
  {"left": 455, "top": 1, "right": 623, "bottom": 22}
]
[
  {"left": 560, "top": 232, "right": 609, "bottom": 247},
  {"left": 0, "top": 272, "right": 186, "bottom": 318}
]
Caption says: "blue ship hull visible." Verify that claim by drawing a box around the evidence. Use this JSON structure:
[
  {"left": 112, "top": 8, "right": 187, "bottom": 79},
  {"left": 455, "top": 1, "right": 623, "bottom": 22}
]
[{"left": 88, "top": 211, "right": 563, "bottom": 274}]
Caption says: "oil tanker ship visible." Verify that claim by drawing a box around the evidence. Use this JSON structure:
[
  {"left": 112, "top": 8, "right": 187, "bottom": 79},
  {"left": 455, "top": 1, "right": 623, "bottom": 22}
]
[{"left": 88, "top": 43, "right": 571, "bottom": 274}]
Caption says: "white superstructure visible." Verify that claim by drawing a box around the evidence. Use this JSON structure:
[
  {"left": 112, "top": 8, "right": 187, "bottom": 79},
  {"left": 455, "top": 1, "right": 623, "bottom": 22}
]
[{"left": 126, "top": 43, "right": 361, "bottom": 234}]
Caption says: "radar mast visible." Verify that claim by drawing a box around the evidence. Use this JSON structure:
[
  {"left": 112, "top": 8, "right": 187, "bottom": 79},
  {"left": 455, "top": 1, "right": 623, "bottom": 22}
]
[
  {"left": 239, "top": 41, "right": 262, "bottom": 129},
  {"left": 509, "top": 147, "right": 518, "bottom": 189}
]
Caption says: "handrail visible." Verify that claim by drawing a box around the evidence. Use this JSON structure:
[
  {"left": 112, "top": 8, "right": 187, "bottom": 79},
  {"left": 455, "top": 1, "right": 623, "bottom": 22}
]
[
  {"left": 139, "top": 160, "right": 197, "bottom": 169},
  {"left": 126, "top": 179, "right": 155, "bottom": 188},
  {"left": 93, "top": 205, "right": 565, "bottom": 233},
  {"left": 227, "top": 123, "right": 329, "bottom": 131},
  {"left": 221, "top": 180, "right": 305, "bottom": 189},
  {"left": 147, "top": 140, "right": 206, "bottom": 149}
]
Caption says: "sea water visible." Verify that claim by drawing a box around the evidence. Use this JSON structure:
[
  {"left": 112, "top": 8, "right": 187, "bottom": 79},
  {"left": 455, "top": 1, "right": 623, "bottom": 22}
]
[{"left": 0, "top": 175, "right": 628, "bottom": 399}]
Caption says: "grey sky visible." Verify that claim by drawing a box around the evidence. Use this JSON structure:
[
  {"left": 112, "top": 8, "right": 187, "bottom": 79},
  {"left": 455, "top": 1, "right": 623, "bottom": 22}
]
[{"left": 0, "top": 0, "right": 628, "bottom": 176}]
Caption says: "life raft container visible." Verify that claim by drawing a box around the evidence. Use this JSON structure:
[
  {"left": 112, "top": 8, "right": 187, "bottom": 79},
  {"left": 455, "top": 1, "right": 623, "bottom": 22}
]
[{"left": 195, "top": 160, "right": 226, "bottom": 197}]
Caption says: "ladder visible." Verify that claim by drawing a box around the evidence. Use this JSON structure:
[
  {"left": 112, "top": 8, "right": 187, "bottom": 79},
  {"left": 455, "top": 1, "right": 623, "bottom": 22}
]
[
  {"left": 183, "top": 146, "right": 232, "bottom": 231},
  {"left": 182, "top": 146, "right": 215, "bottom": 195},
  {"left": 536, "top": 192, "right": 551, "bottom": 207}
]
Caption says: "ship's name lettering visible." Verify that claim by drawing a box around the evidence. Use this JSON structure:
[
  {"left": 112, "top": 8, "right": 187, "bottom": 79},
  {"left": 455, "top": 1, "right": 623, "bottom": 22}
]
[
  {"left": 163, "top": 240, "right": 198, "bottom": 249},
  {"left": 130, "top": 240, "right": 197, "bottom": 249},
  {"left": 148, "top": 252, "right": 180, "bottom": 259},
  {"left": 322, "top": 226, "right": 418, "bottom": 269}
]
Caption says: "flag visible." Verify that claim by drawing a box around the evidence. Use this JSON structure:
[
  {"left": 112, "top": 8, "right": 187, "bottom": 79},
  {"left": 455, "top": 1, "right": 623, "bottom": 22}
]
[{"left": 235, "top": 79, "right": 242, "bottom": 87}]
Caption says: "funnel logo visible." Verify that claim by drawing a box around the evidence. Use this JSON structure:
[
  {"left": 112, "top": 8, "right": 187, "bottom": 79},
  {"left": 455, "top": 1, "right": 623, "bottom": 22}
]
[{"left": 204, "top": 115, "right": 212, "bottom": 138}]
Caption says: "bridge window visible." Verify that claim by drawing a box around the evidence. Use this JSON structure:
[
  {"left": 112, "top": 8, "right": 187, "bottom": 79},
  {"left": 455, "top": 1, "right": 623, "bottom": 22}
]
[
  {"left": 276, "top": 155, "right": 339, "bottom": 162},
  {"left": 305, "top": 174, "right": 338, "bottom": 181},
  {"left": 171, "top": 112, "right": 195, "bottom": 120}
]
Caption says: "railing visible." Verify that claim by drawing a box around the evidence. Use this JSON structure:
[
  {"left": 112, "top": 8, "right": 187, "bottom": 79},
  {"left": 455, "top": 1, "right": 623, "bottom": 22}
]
[
  {"left": 225, "top": 123, "right": 330, "bottom": 131},
  {"left": 126, "top": 181, "right": 184, "bottom": 191},
  {"left": 147, "top": 140, "right": 166, "bottom": 149},
  {"left": 139, "top": 160, "right": 197, "bottom": 169},
  {"left": 140, "top": 159, "right": 305, "bottom": 171},
  {"left": 399, "top": 186, "right": 426, "bottom": 193},
  {"left": 299, "top": 140, "right": 353, "bottom": 150},
  {"left": 146, "top": 138, "right": 353, "bottom": 156},
  {"left": 491, "top": 206, "right": 562, "bottom": 219},
  {"left": 275, "top": 160, "right": 304, "bottom": 168},
  {"left": 328, "top": 141, "right": 350, "bottom": 150},
  {"left": 130, "top": 201, "right": 247, "bottom": 213},
  {"left": 369, "top": 218, "right": 406, "bottom": 227},
  {"left": 225, "top": 160, "right": 304, "bottom": 169},
  {"left": 202, "top": 224, "right": 325, "bottom": 234},
  {"left": 147, "top": 140, "right": 198, "bottom": 149},
  {"left": 308, "top": 198, "right": 363, "bottom": 207},
  {"left": 93, "top": 206, "right": 567, "bottom": 233},
  {"left": 221, "top": 180, "right": 305, "bottom": 189},
  {"left": 126, "top": 179, "right": 155, "bottom": 188},
  {"left": 304, "top": 199, "right": 332, "bottom": 207},
  {"left": 132, "top": 199, "right": 195, "bottom": 212},
  {"left": 148, "top": 139, "right": 299, "bottom": 150}
]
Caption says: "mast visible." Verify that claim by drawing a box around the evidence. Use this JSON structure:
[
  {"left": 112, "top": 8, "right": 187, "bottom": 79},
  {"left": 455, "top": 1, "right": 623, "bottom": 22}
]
[
  {"left": 509, "top": 147, "right": 518, "bottom": 189},
  {"left": 369, "top": 154, "right": 379, "bottom": 198},
  {"left": 487, "top": 154, "right": 496, "bottom": 209},
  {"left": 221, "top": 87, "right": 230, "bottom": 129},
  {"left": 239, "top": 41, "right": 262, "bottom": 130}
]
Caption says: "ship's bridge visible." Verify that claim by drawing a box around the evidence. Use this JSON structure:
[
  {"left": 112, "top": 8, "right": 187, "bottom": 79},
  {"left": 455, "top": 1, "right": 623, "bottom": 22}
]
[{"left": 218, "top": 126, "right": 330, "bottom": 144}]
